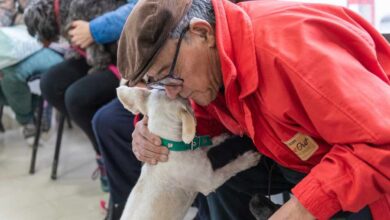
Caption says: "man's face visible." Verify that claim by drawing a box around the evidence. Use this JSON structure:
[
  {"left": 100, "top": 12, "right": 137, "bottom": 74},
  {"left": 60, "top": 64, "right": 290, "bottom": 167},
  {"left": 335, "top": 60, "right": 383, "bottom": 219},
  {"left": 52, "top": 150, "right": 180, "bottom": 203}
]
[{"left": 145, "top": 19, "right": 222, "bottom": 106}]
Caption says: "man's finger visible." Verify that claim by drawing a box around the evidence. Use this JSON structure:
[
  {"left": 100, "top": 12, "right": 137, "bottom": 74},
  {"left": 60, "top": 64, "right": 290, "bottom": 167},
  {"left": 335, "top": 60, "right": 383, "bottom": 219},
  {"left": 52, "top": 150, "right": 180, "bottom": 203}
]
[
  {"left": 80, "top": 42, "right": 88, "bottom": 49},
  {"left": 71, "top": 38, "right": 80, "bottom": 46},
  {"left": 71, "top": 20, "right": 80, "bottom": 27},
  {"left": 135, "top": 118, "right": 157, "bottom": 144},
  {"left": 138, "top": 136, "right": 168, "bottom": 155},
  {"left": 70, "top": 36, "right": 76, "bottom": 44},
  {"left": 135, "top": 152, "right": 157, "bottom": 165},
  {"left": 141, "top": 116, "right": 148, "bottom": 125},
  {"left": 136, "top": 145, "right": 168, "bottom": 161},
  {"left": 140, "top": 123, "right": 161, "bottom": 145},
  {"left": 132, "top": 135, "right": 161, "bottom": 157},
  {"left": 137, "top": 147, "right": 158, "bottom": 158},
  {"left": 68, "top": 29, "right": 74, "bottom": 37}
]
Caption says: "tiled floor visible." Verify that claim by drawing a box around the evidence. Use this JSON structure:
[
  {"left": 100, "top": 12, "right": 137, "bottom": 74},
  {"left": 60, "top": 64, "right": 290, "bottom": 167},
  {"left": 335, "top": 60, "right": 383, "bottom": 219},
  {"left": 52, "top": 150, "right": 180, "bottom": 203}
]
[{"left": 0, "top": 110, "right": 196, "bottom": 220}]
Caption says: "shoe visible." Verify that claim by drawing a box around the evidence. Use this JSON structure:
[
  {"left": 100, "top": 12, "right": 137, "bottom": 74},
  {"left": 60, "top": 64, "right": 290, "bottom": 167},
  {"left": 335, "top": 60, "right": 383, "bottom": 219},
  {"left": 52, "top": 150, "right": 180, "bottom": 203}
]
[
  {"left": 23, "top": 120, "right": 36, "bottom": 139},
  {"left": 92, "top": 155, "right": 110, "bottom": 193}
]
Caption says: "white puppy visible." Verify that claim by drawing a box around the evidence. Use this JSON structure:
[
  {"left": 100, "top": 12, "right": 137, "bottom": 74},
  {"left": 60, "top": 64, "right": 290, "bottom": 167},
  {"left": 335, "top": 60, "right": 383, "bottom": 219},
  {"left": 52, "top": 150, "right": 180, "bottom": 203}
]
[{"left": 117, "top": 86, "right": 261, "bottom": 220}]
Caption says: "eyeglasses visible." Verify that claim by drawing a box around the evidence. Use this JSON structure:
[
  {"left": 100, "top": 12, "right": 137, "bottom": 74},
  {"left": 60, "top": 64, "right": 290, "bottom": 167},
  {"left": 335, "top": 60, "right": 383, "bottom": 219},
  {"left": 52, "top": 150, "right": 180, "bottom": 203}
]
[{"left": 146, "top": 28, "right": 187, "bottom": 90}]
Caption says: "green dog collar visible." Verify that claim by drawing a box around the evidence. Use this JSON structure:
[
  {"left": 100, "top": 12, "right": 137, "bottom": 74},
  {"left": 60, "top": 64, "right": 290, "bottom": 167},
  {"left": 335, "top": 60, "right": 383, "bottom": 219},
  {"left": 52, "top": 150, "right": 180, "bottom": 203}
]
[{"left": 160, "top": 136, "right": 212, "bottom": 151}]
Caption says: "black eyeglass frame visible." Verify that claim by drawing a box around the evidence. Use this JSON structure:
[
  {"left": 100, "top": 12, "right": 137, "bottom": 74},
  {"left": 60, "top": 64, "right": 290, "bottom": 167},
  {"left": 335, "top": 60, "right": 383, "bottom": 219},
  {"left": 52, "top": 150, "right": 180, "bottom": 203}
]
[{"left": 146, "top": 28, "right": 188, "bottom": 90}]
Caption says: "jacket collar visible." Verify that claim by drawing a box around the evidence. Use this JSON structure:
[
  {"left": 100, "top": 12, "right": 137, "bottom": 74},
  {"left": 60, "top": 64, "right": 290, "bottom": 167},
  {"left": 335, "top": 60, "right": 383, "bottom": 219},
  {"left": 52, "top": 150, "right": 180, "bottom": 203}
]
[{"left": 212, "top": 0, "right": 259, "bottom": 99}]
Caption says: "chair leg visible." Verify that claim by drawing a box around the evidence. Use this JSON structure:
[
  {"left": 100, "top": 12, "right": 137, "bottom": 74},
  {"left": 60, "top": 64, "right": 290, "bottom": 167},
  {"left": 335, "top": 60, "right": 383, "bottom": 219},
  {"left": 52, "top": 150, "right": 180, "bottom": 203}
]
[
  {"left": 67, "top": 117, "right": 72, "bottom": 129},
  {"left": 51, "top": 113, "right": 66, "bottom": 180},
  {"left": 0, "top": 105, "right": 5, "bottom": 133},
  {"left": 29, "top": 97, "right": 44, "bottom": 174}
]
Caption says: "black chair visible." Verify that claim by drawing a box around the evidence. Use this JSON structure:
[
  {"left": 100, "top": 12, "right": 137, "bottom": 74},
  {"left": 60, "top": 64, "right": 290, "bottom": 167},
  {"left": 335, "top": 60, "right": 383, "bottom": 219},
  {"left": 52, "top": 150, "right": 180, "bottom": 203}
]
[
  {"left": 51, "top": 112, "right": 68, "bottom": 180},
  {"left": 29, "top": 95, "right": 44, "bottom": 174},
  {"left": 29, "top": 101, "right": 72, "bottom": 179},
  {"left": 0, "top": 105, "right": 5, "bottom": 133},
  {"left": 27, "top": 76, "right": 72, "bottom": 180}
]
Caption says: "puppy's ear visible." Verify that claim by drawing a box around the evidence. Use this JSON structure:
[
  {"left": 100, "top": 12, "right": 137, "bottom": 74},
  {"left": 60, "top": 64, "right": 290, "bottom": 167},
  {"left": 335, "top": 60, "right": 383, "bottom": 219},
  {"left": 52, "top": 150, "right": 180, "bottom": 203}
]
[
  {"left": 116, "top": 86, "right": 150, "bottom": 115},
  {"left": 180, "top": 106, "right": 196, "bottom": 144}
]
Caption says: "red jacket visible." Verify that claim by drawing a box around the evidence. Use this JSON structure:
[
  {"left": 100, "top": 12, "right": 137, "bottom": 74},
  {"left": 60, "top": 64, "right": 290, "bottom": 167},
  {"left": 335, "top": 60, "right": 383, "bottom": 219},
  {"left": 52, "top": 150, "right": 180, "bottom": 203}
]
[{"left": 195, "top": 0, "right": 390, "bottom": 219}]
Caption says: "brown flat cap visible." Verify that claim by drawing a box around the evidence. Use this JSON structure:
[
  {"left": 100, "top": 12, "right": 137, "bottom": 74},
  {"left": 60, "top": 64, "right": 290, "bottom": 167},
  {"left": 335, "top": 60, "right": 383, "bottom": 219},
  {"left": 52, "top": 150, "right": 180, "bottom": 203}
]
[{"left": 117, "top": 0, "right": 193, "bottom": 86}]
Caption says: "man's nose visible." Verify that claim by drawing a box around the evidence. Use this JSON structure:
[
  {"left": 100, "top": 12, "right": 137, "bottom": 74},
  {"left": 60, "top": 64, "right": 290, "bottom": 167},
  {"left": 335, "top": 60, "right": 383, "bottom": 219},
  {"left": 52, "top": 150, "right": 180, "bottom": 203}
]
[{"left": 164, "top": 85, "right": 182, "bottom": 99}]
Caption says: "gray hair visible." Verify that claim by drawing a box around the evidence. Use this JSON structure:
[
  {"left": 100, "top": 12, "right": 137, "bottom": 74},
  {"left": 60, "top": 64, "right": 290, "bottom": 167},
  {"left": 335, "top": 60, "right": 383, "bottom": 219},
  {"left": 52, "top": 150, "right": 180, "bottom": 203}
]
[{"left": 169, "top": 0, "right": 215, "bottom": 38}]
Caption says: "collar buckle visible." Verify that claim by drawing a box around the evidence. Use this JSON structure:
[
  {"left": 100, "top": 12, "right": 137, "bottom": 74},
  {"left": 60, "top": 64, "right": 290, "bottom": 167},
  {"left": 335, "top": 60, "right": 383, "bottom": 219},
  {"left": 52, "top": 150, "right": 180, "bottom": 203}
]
[{"left": 191, "top": 136, "right": 200, "bottom": 150}]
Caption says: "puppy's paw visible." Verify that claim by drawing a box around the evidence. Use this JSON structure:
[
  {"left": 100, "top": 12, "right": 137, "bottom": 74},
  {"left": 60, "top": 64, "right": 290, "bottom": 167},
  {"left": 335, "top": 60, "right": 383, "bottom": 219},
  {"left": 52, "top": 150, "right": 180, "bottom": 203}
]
[
  {"left": 211, "top": 133, "right": 231, "bottom": 146},
  {"left": 236, "top": 151, "right": 261, "bottom": 170}
]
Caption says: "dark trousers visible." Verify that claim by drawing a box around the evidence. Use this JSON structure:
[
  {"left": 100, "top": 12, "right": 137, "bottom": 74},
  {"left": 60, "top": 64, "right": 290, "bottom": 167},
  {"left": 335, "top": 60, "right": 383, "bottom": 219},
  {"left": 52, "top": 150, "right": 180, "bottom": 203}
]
[
  {"left": 92, "top": 98, "right": 142, "bottom": 218},
  {"left": 206, "top": 154, "right": 372, "bottom": 220},
  {"left": 206, "top": 154, "right": 297, "bottom": 220},
  {"left": 40, "top": 58, "right": 119, "bottom": 153}
]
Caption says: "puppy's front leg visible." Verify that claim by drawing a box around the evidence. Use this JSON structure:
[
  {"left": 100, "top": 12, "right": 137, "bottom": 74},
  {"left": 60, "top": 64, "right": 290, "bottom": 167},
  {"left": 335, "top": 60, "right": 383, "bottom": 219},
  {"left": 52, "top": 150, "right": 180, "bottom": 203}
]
[{"left": 200, "top": 151, "right": 261, "bottom": 195}]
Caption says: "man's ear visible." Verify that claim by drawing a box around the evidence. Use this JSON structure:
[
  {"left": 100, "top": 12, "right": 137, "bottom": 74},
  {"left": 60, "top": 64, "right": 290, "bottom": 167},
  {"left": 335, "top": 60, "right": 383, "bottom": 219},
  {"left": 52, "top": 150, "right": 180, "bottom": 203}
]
[
  {"left": 116, "top": 86, "right": 150, "bottom": 115},
  {"left": 179, "top": 106, "right": 196, "bottom": 144},
  {"left": 189, "top": 17, "right": 215, "bottom": 47}
]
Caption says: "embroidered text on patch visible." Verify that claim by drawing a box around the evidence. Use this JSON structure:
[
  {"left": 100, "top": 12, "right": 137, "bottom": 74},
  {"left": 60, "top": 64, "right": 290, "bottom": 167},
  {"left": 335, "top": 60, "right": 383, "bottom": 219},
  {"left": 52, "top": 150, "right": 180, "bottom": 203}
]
[{"left": 284, "top": 133, "right": 319, "bottom": 161}]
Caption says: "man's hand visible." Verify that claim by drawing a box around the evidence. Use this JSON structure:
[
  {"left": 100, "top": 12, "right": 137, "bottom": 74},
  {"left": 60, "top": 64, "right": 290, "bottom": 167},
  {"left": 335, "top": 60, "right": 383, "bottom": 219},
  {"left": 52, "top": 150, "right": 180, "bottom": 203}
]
[
  {"left": 269, "top": 196, "right": 315, "bottom": 220},
  {"left": 132, "top": 116, "right": 169, "bottom": 165},
  {"left": 68, "top": 20, "right": 94, "bottom": 49}
]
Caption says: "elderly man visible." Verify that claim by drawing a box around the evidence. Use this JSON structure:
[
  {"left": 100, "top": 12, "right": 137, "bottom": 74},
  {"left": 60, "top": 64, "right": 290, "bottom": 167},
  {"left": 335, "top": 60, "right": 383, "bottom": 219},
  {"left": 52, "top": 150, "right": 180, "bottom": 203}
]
[{"left": 117, "top": 0, "right": 390, "bottom": 219}]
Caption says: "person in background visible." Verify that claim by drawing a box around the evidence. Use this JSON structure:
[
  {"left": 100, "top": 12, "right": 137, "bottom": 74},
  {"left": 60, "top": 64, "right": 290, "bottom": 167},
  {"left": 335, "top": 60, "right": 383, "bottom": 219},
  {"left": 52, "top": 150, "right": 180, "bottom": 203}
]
[
  {"left": 0, "top": 0, "right": 28, "bottom": 26},
  {"left": 0, "top": 0, "right": 63, "bottom": 141},
  {"left": 39, "top": 0, "right": 137, "bottom": 193},
  {"left": 118, "top": 0, "right": 390, "bottom": 219}
]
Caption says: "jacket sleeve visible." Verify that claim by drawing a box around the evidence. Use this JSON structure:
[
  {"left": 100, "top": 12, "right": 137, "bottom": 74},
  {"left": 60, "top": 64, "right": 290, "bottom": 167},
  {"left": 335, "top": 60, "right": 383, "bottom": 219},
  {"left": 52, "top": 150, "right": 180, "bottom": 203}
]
[
  {"left": 265, "top": 13, "right": 390, "bottom": 219},
  {"left": 89, "top": 1, "right": 137, "bottom": 44}
]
